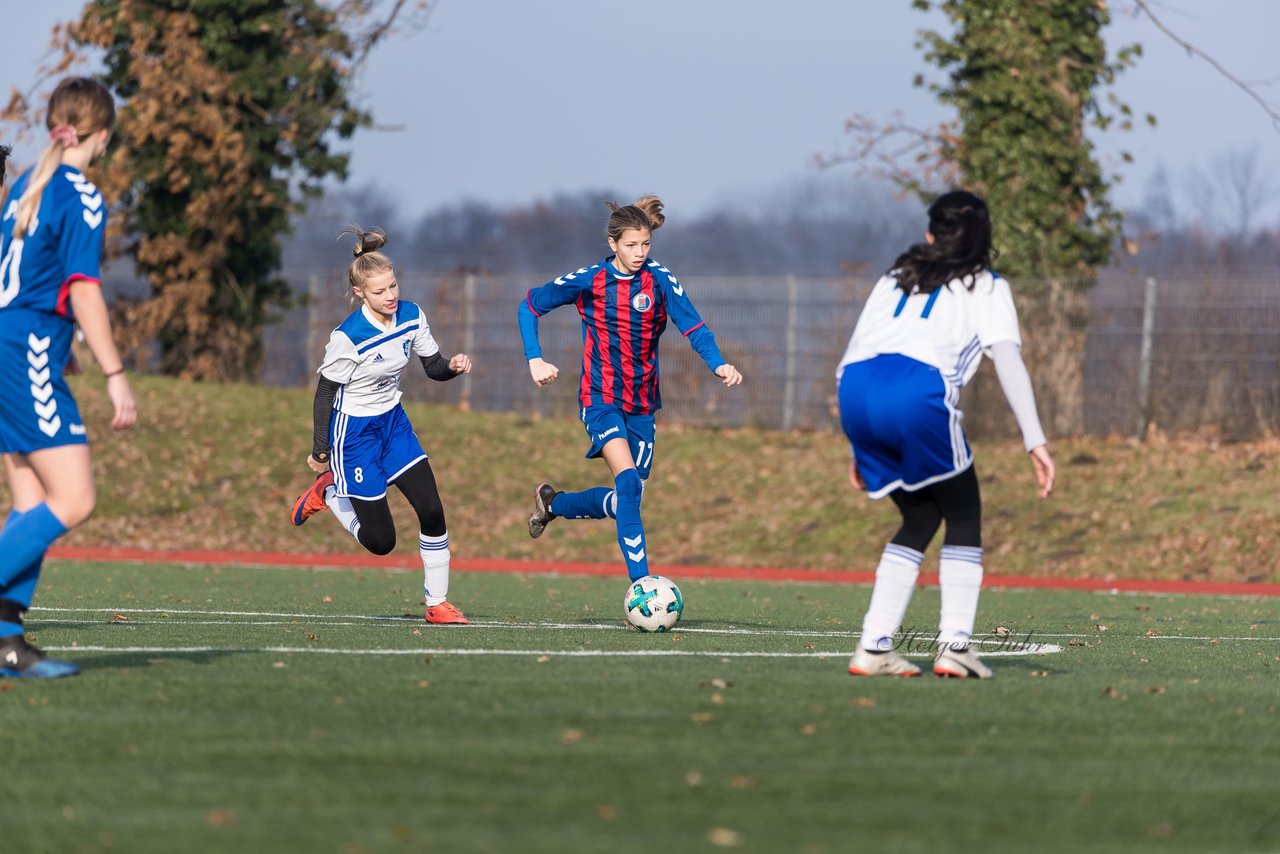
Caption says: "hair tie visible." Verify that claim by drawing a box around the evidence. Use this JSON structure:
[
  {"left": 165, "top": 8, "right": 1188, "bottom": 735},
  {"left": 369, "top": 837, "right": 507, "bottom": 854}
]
[{"left": 49, "top": 125, "right": 80, "bottom": 148}]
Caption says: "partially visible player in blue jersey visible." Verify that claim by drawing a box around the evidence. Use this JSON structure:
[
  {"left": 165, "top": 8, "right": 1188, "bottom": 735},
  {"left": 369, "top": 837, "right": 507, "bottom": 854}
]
[
  {"left": 0, "top": 78, "right": 138, "bottom": 678},
  {"left": 290, "top": 225, "right": 473, "bottom": 624},
  {"left": 519, "top": 195, "right": 742, "bottom": 582},
  {"left": 837, "top": 190, "right": 1055, "bottom": 680}
]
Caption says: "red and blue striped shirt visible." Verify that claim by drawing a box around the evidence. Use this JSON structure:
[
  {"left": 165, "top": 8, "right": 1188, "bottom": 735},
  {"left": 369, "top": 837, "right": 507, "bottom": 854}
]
[{"left": 518, "top": 257, "right": 726, "bottom": 414}]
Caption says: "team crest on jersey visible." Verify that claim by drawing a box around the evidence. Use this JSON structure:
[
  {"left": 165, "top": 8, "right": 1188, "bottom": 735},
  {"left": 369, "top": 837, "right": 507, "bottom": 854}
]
[
  {"left": 403, "top": 340, "right": 411, "bottom": 358},
  {"left": 630, "top": 292, "right": 653, "bottom": 312}
]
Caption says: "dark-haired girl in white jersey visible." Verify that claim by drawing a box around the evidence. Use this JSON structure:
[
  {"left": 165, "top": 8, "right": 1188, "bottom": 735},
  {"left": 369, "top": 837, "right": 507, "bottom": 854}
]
[{"left": 837, "top": 191, "right": 1055, "bottom": 679}]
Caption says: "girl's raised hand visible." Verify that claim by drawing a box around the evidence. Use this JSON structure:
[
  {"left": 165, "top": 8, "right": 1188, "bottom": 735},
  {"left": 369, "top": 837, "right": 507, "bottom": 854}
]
[
  {"left": 449, "top": 353, "right": 473, "bottom": 374},
  {"left": 529, "top": 357, "right": 559, "bottom": 387},
  {"left": 716, "top": 364, "right": 742, "bottom": 387},
  {"left": 1029, "top": 444, "right": 1055, "bottom": 498}
]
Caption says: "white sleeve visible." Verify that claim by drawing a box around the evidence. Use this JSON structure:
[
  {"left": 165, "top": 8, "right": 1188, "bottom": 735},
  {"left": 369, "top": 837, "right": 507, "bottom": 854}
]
[
  {"left": 412, "top": 320, "right": 441, "bottom": 359},
  {"left": 318, "top": 331, "right": 359, "bottom": 384},
  {"left": 989, "top": 340, "right": 1047, "bottom": 451},
  {"left": 976, "top": 276, "right": 1022, "bottom": 351}
]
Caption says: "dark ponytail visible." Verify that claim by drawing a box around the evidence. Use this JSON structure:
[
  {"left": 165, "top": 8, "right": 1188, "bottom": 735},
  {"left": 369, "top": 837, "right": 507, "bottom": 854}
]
[{"left": 891, "top": 190, "right": 995, "bottom": 293}]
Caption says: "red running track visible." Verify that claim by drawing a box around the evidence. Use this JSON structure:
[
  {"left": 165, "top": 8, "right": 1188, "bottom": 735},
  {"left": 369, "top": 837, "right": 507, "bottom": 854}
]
[{"left": 46, "top": 545, "right": 1280, "bottom": 597}]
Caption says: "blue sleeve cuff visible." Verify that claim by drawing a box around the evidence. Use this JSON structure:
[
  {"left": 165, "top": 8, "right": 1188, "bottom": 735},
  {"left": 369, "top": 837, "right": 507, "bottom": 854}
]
[{"left": 687, "top": 325, "right": 726, "bottom": 372}]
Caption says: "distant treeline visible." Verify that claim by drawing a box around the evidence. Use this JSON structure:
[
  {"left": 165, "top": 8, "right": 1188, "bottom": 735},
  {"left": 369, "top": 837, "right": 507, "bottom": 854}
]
[{"left": 280, "top": 179, "right": 1280, "bottom": 282}]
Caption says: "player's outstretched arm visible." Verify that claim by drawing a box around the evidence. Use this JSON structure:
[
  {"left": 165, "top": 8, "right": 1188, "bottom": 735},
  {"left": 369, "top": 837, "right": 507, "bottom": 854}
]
[
  {"left": 420, "top": 351, "right": 471, "bottom": 381},
  {"left": 68, "top": 282, "right": 136, "bottom": 432}
]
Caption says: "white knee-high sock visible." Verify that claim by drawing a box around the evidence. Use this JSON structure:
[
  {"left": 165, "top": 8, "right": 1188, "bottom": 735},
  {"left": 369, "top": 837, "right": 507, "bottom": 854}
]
[
  {"left": 938, "top": 545, "right": 984, "bottom": 647},
  {"left": 420, "top": 532, "right": 450, "bottom": 607},
  {"left": 859, "top": 544, "right": 924, "bottom": 652},
  {"left": 326, "top": 489, "right": 362, "bottom": 541}
]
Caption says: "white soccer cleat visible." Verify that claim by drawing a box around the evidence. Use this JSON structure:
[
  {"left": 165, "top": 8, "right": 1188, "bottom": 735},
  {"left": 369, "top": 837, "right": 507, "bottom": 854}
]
[
  {"left": 933, "top": 645, "right": 994, "bottom": 679},
  {"left": 848, "top": 647, "right": 922, "bottom": 677}
]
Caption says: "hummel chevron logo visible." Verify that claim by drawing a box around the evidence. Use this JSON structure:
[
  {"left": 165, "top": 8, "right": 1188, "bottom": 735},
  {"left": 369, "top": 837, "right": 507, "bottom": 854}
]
[
  {"left": 4, "top": 650, "right": 16, "bottom": 665},
  {"left": 28, "top": 333, "right": 50, "bottom": 352},
  {"left": 627, "top": 548, "right": 646, "bottom": 563},
  {"left": 37, "top": 415, "right": 61, "bottom": 437},
  {"left": 83, "top": 210, "right": 103, "bottom": 229},
  {"left": 27, "top": 350, "right": 49, "bottom": 370},
  {"left": 80, "top": 192, "right": 103, "bottom": 212},
  {"left": 624, "top": 535, "right": 643, "bottom": 548},
  {"left": 28, "top": 366, "right": 50, "bottom": 386},
  {"left": 35, "top": 399, "right": 57, "bottom": 420},
  {"left": 30, "top": 383, "right": 53, "bottom": 404}
]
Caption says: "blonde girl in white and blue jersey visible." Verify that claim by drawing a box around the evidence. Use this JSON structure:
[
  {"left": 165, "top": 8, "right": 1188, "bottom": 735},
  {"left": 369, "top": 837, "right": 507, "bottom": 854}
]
[
  {"left": 838, "top": 191, "right": 1054, "bottom": 680},
  {"left": 290, "top": 226, "right": 473, "bottom": 624},
  {"left": 0, "top": 78, "right": 137, "bottom": 678}
]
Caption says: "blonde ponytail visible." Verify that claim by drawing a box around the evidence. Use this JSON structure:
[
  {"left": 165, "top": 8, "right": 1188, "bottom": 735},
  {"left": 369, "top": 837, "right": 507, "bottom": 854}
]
[
  {"left": 339, "top": 224, "right": 394, "bottom": 290},
  {"left": 13, "top": 77, "right": 115, "bottom": 238}
]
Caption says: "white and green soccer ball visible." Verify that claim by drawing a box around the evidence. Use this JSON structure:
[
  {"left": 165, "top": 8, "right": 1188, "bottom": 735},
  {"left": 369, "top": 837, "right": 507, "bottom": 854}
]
[{"left": 624, "top": 575, "right": 683, "bottom": 632}]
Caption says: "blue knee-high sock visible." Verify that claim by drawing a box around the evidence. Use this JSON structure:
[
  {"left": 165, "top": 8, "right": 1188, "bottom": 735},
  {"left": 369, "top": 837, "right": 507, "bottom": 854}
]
[
  {"left": 550, "top": 487, "right": 617, "bottom": 520},
  {"left": 613, "top": 470, "right": 648, "bottom": 580},
  {"left": 0, "top": 510, "right": 44, "bottom": 625},
  {"left": 0, "top": 510, "right": 39, "bottom": 638},
  {"left": 0, "top": 504, "right": 67, "bottom": 590}
]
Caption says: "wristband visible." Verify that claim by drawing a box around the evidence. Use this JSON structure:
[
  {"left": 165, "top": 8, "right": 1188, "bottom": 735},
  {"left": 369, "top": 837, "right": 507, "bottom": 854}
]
[{"left": 104, "top": 368, "right": 125, "bottom": 378}]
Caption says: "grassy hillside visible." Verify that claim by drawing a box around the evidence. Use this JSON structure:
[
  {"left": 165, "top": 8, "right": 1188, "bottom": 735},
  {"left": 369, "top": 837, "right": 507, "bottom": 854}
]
[{"left": 15, "top": 373, "right": 1279, "bottom": 582}]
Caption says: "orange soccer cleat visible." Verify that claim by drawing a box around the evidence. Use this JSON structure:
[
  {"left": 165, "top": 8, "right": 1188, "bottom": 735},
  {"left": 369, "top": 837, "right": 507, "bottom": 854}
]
[
  {"left": 424, "top": 601, "right": 470, "bottom": 625},
  {"left": 290, "top": 471, "right": 334, "bottom": 526}
]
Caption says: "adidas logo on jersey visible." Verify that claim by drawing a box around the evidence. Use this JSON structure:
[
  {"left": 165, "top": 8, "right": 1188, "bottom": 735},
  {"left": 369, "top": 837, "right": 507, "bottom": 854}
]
[{"left": 372, "top": 353, "right": 385, "bottom": 363}]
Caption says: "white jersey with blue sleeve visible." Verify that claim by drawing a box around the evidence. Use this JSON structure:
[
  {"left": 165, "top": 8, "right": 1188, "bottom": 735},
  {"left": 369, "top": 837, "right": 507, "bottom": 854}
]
[
  {"left": 319, "top": 301, "right": 440, "bottom": 417},
  {"left": 836, "top": 269, "right": 1021, "bottom": 387}
]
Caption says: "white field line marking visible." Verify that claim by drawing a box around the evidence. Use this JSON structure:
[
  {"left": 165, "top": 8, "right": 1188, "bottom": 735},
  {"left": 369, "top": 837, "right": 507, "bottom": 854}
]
[
  {"left": 29, "top": 606, "right": 1278, "bottom": 642},
  {"left": 32, "top": 606, "right": 1280, "bottom": 640},
  {"left": 41, "top": 644, "right": 1063, "bottom": 658}
]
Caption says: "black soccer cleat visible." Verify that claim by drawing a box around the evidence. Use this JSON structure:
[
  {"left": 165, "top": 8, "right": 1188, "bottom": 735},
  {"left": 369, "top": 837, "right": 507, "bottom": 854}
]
[
  {"left": 0, "top": 634, "right": 80, "bottom": 679},
  {"left": 528, "top": 483, "right": 559, "bottom": 539}
]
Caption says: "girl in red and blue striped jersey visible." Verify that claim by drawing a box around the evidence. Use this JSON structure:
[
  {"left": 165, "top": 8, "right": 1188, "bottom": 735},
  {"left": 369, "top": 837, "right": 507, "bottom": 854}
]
[{"left": 518, "top": 196, "right": 742, "bottom": 581}]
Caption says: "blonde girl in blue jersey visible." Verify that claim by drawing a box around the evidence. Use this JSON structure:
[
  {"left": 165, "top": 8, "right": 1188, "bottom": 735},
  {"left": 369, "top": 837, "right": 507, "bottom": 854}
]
[
  {"left": 0, "top": 78, "right": 137, "bottom": 678},
  {"left": 838, "top": 191, "right": 1054, "bottom": 680},
  {"left": 290, "top": 226, "right": 473, "bottom": 624}
]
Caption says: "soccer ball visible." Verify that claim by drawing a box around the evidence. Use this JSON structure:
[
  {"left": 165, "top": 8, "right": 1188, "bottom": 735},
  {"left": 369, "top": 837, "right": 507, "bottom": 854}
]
[{"left": 624, "top": 575, "right": 683, "bottom": 632}]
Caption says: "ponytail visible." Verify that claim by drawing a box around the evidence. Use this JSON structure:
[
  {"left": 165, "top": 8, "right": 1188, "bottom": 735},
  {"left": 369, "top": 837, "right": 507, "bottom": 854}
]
[
  {"left": 605, "top": 194, "right": 665, "bottom": 241},
  {"left": 13, "top": 77, "right": 116, "bottom": 238},
  {"left": 339, "top": 223, "right": 394, "bottom": 290}
]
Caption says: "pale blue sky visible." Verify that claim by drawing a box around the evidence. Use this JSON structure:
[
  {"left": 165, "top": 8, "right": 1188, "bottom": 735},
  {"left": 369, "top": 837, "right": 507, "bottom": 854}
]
[{"left": 3, "top": 1, "right": 1278, "bottom": 226}]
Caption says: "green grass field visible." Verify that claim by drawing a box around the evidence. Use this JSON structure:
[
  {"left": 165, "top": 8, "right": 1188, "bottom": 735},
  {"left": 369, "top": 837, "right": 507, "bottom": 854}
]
[
  {"left": 30, "top": 373, "right": 1280, "bottom": 583},
  {"left": 2, "top": 560, "right": 1276, "bottom": 853}
]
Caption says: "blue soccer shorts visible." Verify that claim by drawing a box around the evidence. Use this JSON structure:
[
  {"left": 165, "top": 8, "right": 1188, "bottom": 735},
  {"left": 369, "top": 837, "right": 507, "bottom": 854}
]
[
  {"left": 838, "top": 353, "right": 973, "bottom": 499},
  {"left": 580, "top": 404, "right": 656, "bottom": 480},
  {"left": 329, "top": 403, "right": 427, "bottom": 500},
  {"left": 0, "top": 311, "right": 87, "bottom": 454}
]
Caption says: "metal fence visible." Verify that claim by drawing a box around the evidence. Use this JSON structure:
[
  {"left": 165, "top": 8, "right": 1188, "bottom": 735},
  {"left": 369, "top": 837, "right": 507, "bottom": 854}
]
[{"left": 261, "top": 271, "right": 1280, "bottom": 440}]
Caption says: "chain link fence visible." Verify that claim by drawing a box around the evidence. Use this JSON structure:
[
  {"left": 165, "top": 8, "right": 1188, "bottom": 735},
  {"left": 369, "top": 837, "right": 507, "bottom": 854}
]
[{"left": 261, "top": 270, "right": 1280, "bottom": 440}]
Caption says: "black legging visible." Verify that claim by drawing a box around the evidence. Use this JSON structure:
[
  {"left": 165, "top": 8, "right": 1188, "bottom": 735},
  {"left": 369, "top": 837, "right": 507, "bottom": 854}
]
[
  {"left": 887, "top": 464, "right": 982, "bottom": 552},
  {"left": 350, "top": 459, "right": 447, "bottom": 555}
]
